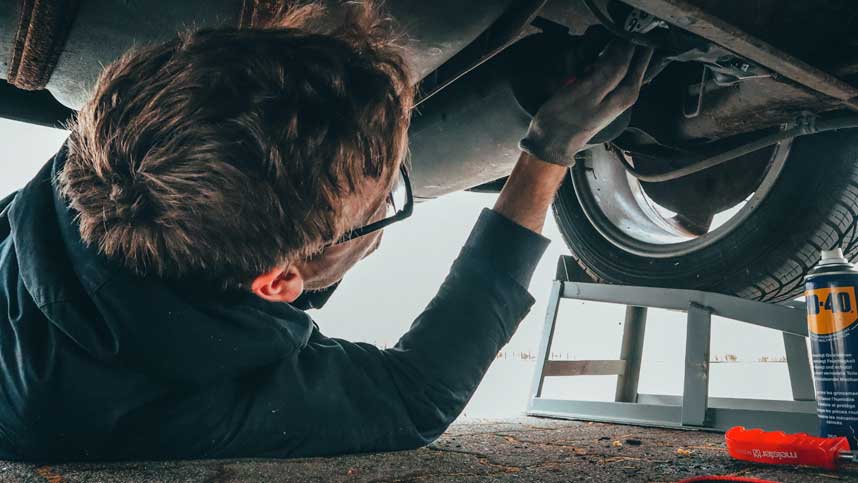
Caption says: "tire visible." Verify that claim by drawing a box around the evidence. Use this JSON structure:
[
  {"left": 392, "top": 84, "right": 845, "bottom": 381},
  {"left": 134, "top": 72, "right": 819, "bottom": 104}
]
[{"left": 552, "top": 129, "right": 858, "bottom": 303}]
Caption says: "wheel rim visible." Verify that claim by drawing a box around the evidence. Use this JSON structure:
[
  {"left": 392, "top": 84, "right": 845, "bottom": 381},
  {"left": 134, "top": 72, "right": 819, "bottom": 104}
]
[{"left": 571, "top": 141, "right": 792, "bottom": 258}]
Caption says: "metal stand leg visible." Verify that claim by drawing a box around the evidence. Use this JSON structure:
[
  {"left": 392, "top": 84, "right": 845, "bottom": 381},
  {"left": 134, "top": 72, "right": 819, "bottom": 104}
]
[
  {"left": 783, "top": 332, "right": 815, "bottom": 401},
  {"left": 530, "top": 281, "right": 563, "bottom": 400},
  {"left": 615, "top": 306, "right": 647, "bottom": 403},
  {"left": 682, "top": 303, "right": 712, "bottom": 427}
]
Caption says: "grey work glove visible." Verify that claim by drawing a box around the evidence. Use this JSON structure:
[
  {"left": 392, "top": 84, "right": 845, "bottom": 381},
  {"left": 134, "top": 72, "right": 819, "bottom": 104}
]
[{"left": 519, "top": 41, "right": 654, "bottom": 166}]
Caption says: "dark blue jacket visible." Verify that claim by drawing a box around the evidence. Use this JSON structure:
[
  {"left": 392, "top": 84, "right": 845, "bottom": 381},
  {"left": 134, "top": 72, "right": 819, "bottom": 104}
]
[{"left": 0, "top": 146, "right": 547, "bottom": 461}]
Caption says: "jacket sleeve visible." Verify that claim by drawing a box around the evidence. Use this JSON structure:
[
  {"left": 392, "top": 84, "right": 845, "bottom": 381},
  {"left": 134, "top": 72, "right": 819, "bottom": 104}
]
[{"left": 217, "top": 209, "right": 551, "bottom": 458}]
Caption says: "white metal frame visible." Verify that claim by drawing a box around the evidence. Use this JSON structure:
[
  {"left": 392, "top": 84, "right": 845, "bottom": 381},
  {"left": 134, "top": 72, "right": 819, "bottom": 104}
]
[{"left": 527, "top": 256, "right": 817, "bottom": 434}]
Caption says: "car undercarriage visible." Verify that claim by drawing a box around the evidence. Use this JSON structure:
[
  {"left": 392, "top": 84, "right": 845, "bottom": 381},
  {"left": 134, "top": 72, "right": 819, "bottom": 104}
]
[{"left": 3, "top": 0, "right": 858, "bottom": 302}]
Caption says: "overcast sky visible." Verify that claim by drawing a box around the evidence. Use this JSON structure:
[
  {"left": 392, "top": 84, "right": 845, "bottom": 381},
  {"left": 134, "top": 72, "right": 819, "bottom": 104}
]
[{"left": 1, "top": 118, "right": 797, "bottom": 417}]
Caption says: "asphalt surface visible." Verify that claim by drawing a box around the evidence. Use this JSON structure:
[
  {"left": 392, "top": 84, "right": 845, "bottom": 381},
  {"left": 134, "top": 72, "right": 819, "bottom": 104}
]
[{"left": 1, "top": 417, "right": 855, "bottom": 482}]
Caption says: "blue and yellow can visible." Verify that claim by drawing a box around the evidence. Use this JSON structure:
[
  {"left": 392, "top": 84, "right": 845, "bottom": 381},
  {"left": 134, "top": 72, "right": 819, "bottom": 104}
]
[{"left": 805, "top": 248, "right": 858, "bottom": 448}]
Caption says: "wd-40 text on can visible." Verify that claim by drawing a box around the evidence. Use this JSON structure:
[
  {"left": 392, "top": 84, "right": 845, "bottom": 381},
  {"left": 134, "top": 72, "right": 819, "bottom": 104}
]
[{"left": 806, "top": 248, "right": 858, "bottom": 448}]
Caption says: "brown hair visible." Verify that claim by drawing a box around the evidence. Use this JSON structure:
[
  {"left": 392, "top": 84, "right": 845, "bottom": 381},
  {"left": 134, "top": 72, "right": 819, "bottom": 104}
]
[{"left": 59, "top": 2, "right": 413, "bottom": 288}]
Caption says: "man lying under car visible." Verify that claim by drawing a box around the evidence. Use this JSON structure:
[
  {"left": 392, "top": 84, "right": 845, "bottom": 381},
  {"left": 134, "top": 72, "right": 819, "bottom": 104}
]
[{"left": 0, "top": 2, "right": 651, "bottom": 460}]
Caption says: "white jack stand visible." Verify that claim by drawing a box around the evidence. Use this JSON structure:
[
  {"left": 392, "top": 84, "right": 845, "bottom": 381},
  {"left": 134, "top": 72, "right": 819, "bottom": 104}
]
[{"left": 527, "top": 256, "right": 817, "bottom": 434}]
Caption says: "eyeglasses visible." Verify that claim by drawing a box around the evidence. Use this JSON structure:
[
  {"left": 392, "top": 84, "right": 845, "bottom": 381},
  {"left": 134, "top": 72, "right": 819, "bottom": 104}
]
[{"left": 327, "top": 165, "right": 414, "bottom": 247}]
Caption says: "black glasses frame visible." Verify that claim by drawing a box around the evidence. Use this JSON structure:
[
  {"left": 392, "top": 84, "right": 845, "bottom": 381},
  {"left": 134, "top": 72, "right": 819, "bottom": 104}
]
[{"left": 327, "top": 165, "right": 414, "bottom": 247}]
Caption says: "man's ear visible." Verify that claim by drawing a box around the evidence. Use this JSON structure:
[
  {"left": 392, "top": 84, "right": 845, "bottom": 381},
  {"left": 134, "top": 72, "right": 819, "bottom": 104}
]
[{"left": 251, "top": 265, "right": 305, "bottom": 303}]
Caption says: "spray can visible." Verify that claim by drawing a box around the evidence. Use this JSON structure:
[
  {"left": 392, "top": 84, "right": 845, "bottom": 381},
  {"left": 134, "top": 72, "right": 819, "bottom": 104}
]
[{"left": 806, "top": 248, "right": 858, "bottom": 448}]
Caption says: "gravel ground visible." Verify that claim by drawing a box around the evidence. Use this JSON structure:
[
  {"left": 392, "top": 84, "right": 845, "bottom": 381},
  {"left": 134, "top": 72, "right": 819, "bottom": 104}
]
[{"left": 0, "top": 418, "right": 855, "bottom": 482}]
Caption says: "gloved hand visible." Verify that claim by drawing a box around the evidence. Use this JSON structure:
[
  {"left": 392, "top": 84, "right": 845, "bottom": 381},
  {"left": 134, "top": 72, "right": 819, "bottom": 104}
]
[{"left": 519, "top": 41, "right": 653, "bottom": 167}]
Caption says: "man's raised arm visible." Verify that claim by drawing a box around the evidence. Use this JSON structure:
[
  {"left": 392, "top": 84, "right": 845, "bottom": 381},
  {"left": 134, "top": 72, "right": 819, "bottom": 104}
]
[{"left": 211, "top": 42, "right": 653, "bottom": 459}]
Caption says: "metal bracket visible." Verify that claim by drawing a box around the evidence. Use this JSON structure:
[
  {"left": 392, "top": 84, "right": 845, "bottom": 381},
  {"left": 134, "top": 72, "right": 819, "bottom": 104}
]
[
  {"left": 621, "top": 0, "right": 858, "bottom": 111},
  {"left": 682, "top": 65, "right": 709, "bottom": 119}
]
